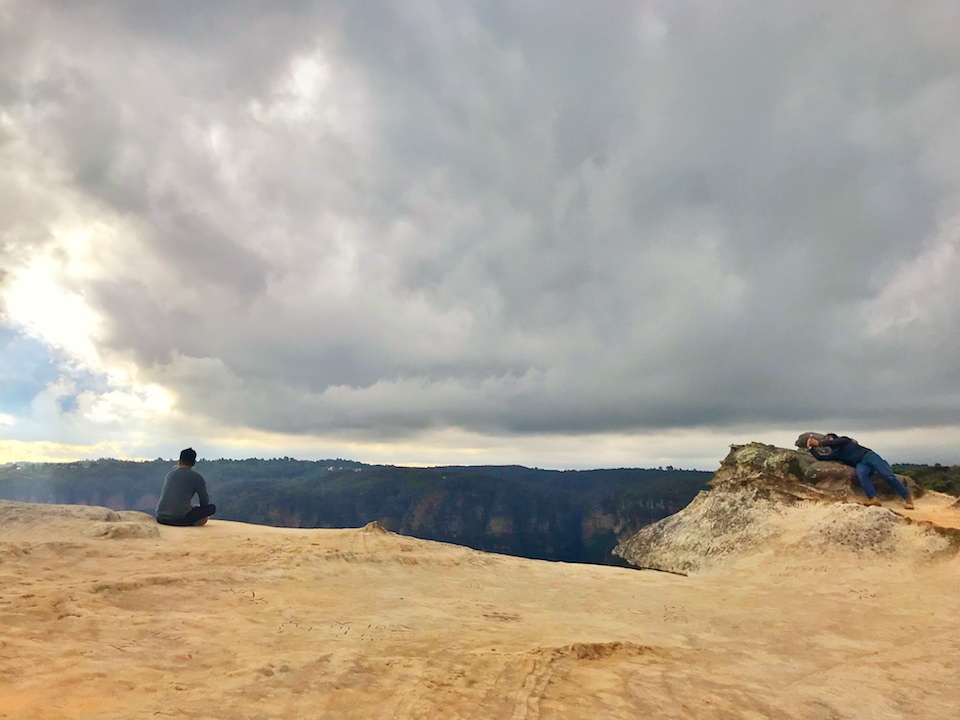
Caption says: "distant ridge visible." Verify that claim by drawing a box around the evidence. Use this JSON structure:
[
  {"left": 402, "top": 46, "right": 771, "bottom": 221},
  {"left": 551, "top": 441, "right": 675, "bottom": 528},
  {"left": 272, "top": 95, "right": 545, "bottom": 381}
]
[{"left": 0, "top": 458, "right": 709, "bottom": 565}]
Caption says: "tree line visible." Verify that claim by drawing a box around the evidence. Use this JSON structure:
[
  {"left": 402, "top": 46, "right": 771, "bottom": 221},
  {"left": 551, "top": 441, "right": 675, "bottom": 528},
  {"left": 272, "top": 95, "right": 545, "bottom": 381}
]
[
  {"left": 893, "top": 463, "right": 960, "bottom": 497},
  {"left": 0, "top": 458, "right": 709, "bottom": 565},
  {"left": 3, "top": 457, "right": 954, "bottom": 565}
]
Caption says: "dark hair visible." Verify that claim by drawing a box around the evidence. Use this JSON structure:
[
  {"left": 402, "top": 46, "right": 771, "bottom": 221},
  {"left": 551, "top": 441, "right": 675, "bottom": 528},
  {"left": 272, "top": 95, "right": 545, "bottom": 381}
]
[
  {"left": 179, "top": 447, "right": 198, "bottom": 466},
  {"left": 795, "top": 432, "right": 824, "bottom": 448}
]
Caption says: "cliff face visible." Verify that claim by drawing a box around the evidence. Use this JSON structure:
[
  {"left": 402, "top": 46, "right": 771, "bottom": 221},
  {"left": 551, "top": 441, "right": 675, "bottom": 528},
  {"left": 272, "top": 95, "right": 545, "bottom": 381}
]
[
  {"left": 381, "top": 488, "right": 687, "bottom": 564},
  {"left": 614, "top": 442, "right": 960, "bottom": 574},
  {"left": 1, "top": 461, "right": 708, "bottom": 566}
]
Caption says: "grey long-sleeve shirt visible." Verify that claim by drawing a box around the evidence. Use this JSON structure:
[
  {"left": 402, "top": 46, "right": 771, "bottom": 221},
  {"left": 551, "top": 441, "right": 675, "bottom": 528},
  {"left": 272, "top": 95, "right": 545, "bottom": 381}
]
[{"left": 156, "top": 466, "right": 211, "bottom": 519}]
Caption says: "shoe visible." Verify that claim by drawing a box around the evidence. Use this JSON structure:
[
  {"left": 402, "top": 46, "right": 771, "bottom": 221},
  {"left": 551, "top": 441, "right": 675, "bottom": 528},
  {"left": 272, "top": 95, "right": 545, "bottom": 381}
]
[
  {"left": 862, "top": 497, "right": 882, "bottom": 507},
  {"left": 903, "top": 498, "right": 914, "bottom": 510}
]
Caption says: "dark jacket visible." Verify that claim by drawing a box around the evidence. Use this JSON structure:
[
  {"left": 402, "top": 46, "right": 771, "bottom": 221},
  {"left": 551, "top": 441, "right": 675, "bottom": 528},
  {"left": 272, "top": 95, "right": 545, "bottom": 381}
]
[
  {"left": 808, "top": 434, "right": 871, "bottom": 467},
  {"left": 156, "top": 466, "right": 211, "bottom": 519}
]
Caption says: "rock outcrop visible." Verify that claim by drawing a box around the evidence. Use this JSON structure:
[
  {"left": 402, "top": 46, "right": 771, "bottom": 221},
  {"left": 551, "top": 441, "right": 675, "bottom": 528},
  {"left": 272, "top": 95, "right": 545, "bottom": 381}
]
[
  {"left": 613, "top": 442, "right": 959, "bottom": 574},
  {"left": 0, "top": 499, "right": 160, "bottom": 539}
]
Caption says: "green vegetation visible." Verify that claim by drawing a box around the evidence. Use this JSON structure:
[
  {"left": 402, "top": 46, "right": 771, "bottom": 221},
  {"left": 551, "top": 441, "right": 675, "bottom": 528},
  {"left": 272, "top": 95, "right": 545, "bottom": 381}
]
[
  {"left": 0, "top": 458, "right": 708, "bottom": 565},
  {"left": 4, "top": 457, "right": 955, "bottom": 564},
  {"left": 893, "top": 463, "right": 960, "bottom": 497}
]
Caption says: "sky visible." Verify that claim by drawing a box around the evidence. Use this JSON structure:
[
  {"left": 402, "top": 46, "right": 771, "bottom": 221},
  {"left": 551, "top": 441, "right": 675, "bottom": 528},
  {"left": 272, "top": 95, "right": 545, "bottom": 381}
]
[{"left": 1, "top": 1, "right": 958, "bottom": 470}]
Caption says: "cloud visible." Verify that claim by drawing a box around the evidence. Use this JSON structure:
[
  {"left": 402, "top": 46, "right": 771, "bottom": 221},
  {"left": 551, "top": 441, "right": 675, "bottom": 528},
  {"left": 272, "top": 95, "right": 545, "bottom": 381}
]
[{"left": 1, "top": 1, "right": 958, "bottom": 465}]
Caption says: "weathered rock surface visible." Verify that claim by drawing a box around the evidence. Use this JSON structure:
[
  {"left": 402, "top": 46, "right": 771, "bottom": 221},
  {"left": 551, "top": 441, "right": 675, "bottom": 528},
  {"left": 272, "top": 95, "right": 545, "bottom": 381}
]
[
  {"left": 0, "top": 499, "right": 122, "bottom": 525},
  {"left": 5, "top": 495, "right": 960, "bottom": 718},
  {"left": 0, "top": 499, "right": 160, "bottom": 540},
  {"left": 614, "top": 442, "right": 958, "bottom": 574},
  {"left": 88, "top": 521, "right": 160, "bottom": 539}
]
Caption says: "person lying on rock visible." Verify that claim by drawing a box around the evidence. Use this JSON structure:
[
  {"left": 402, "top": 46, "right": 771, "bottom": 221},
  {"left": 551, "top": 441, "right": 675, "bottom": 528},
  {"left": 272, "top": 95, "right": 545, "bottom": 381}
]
[
  {"left": 804, "top": 434, "right": 913, "bottom": 509},
  {"left": 155, "top": 447, "right": 217, "bottom": 526}
]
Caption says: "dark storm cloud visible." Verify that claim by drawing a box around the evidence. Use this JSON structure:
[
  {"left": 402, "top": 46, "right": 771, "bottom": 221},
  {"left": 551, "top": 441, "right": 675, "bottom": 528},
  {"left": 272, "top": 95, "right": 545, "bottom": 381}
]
[{"left": 2, "top": 0, "right": 959, "bottom": 441}]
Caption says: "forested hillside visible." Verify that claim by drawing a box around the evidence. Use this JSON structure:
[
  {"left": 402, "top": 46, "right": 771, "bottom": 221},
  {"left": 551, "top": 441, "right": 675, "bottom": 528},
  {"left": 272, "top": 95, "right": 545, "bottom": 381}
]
[
  {"left": 7, "top": 457, "right": 952, "bottom": 565},
  {"left": 893, "top": 463, "right": 960, "bottom": 497},
  {"left": 0, "top": 458, "right": 708, "bottom": 565}
]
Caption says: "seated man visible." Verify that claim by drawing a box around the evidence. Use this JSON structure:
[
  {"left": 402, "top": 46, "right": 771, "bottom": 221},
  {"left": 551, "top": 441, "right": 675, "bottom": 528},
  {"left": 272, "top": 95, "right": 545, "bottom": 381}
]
[
  {"left": 156, "top": 448, "right": 217, "bottom": 526},
  {"left": 805, "top": 433, "right": 913, "bottom": 509}
]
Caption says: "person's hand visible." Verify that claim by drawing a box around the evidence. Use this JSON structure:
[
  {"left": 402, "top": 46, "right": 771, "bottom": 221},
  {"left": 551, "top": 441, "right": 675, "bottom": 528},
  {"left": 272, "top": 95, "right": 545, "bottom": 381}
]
[{"left": 806, "top": 436, "right": 818, "bottom": 448}]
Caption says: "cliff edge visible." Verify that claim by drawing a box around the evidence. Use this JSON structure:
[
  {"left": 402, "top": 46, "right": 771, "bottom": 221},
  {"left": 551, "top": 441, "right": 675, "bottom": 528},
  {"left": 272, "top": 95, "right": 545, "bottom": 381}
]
[
  {"left": 5, "top": 484, "right": 960, "bottom": 718},
  {"left": 614, "top": 442, "right": 960, "bottom": 574}
]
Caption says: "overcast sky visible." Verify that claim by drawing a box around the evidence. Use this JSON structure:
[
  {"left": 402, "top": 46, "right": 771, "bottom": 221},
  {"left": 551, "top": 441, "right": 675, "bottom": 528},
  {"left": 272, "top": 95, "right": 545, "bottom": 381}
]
[{"left": 1, "top": 1, "right": 958, "bottom": 469}]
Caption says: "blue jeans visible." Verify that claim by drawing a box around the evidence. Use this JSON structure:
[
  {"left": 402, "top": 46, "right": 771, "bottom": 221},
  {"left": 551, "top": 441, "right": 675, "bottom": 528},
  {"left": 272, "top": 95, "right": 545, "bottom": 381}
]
[{"left": 855, "top": 452, "right": 909, "bottom": 499}]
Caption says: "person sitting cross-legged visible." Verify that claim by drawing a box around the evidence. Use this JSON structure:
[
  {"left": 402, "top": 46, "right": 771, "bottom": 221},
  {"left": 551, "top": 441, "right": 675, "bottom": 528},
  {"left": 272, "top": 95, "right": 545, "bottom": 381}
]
[{"left": 155, "top": 447, "right": 217, "bottom": 526}]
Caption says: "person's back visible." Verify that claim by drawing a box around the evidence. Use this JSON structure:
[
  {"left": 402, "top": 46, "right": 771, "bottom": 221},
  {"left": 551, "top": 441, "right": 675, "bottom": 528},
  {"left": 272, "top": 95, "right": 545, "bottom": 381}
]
[
  {"left": 156, "top": 466, "right": 209, "bottom": 519},
  {"left": 155, "top": 448, "right": 216, "bottom": 526}
]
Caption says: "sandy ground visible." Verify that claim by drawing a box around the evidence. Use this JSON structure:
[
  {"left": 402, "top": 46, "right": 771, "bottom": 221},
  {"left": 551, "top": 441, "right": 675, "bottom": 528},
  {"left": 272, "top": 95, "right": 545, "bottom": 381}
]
[{"left": 2, "top": 496, "right": 960, "bottom": 720}]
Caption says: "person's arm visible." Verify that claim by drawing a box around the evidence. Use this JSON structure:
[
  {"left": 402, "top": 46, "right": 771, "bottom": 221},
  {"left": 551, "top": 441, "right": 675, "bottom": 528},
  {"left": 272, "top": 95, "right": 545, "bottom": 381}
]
[
  {"left": 807, "top": 434, "right": 838, "bottom": 460},
  {"left": 819, "top": 434, "right": 848, "bottom": 448},
  {"left": 194, "top": 473, "right": 211, "bottom": 506},
  {"left": 809, "top": 445, "right": 834, "bottom": 460}
]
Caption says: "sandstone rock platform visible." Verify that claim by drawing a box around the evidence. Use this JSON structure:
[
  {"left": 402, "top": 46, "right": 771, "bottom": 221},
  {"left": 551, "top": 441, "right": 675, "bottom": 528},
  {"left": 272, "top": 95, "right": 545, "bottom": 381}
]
[
  {"left": 615, "top": 442, "right": 960, "bottom": 574},
  {"left": 3, "top": 457, "right": 960, "bottom": 720}
]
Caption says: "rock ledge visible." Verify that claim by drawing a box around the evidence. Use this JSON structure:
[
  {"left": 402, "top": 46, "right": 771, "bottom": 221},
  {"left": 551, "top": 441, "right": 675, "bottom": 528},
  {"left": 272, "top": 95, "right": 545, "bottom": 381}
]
[{"left": 613, "top": 442, "right": 959, "bottom": 574}]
